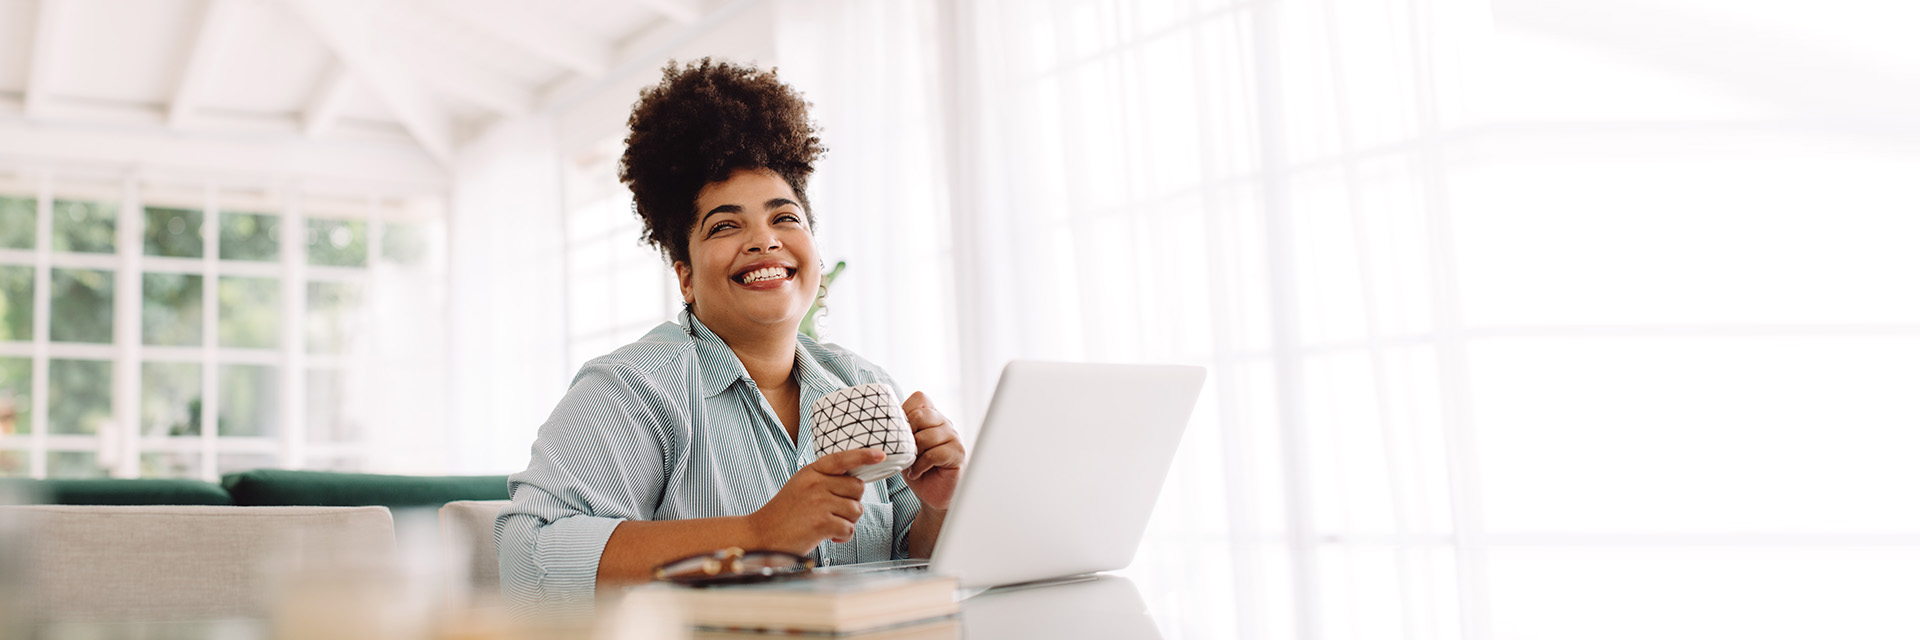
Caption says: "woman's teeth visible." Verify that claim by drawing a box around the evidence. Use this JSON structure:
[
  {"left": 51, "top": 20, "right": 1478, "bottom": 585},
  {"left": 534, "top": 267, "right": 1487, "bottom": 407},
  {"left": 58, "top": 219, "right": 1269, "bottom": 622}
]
[{"left": 740, "top": 267, "right": 787, "bottom": 283}]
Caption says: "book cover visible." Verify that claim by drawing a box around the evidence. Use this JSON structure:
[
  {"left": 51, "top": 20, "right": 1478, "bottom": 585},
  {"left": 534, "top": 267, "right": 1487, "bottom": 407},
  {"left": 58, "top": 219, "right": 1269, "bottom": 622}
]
[{"left": 668, "top": 572, "right": 959, "bottom": 635}]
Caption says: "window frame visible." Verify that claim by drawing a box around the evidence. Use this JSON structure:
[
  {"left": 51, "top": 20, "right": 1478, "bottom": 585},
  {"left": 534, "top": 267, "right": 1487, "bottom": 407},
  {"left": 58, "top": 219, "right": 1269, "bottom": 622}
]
[{"left": 0, "top": 172, "right": 439, "bottom": 480}]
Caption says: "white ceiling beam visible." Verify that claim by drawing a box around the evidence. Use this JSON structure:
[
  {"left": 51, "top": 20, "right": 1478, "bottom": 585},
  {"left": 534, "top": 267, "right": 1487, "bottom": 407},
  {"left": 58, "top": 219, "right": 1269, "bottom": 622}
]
[
  {"left": 286, "top": 0, "right": 453, "bottom": 164},
  {"left": 24, "top": 0, "right": 72, "bottom": 119},
  {"left": 169, "top": 0, "right": 242, "bottom": 129},
  {"left": 639, "top": 0, "right": 703, "bottom": 24},
  {"left": 538, "top": 0, "right": 760, "bottom": 113},
  {"left": 303, "top": 62, "right": 353, "bottom": 139},
  {"left": 394, "top": 43, "right": 535, "bottom": 117},
  {"left": 416, "top": 0, "right": 612, "bottom": 78},
  {"left": 0, "top": 119, "right": 448, "bottom": 190},
  {"left": 0, "top": 96, "right": 419, "bottom": 148}
]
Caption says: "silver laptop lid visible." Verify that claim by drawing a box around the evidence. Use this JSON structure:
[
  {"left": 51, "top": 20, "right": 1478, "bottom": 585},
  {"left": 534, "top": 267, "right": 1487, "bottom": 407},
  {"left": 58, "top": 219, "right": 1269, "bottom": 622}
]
[{"left": 930, "top": 361, "right": 1207, "bottom": 589}]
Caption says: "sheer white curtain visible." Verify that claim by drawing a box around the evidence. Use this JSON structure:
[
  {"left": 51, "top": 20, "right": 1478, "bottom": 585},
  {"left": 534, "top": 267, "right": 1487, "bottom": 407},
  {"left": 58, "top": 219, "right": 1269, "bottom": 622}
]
[
  {"left": 775, "top": 0, "right": 966, "bottom": 426},
  {"left": 777, "top": 0, "right": 1920, "bottom": 638}
]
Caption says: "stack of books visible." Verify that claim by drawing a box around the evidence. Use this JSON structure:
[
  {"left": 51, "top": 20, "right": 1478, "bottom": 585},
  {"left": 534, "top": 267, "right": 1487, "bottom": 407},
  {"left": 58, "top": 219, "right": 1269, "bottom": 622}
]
[{"left": 667, "top": 572, "right": 958, "bottom": 637}]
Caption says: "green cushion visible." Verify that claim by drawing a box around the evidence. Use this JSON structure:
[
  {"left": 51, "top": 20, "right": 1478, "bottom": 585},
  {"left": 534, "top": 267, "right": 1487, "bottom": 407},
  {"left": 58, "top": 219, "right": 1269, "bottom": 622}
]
[
  {"left": 220, "top": 469, "right": 509, "bottom": 509},
  {"left": 0, "top": 478, "right": 233, "bottom": 506}
]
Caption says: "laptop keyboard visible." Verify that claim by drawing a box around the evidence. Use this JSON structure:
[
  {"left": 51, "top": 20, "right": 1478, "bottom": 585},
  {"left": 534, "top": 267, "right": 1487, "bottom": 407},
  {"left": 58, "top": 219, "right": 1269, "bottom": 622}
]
[{"left": 812, "top": 558, "right": 931, "bottom": 575}]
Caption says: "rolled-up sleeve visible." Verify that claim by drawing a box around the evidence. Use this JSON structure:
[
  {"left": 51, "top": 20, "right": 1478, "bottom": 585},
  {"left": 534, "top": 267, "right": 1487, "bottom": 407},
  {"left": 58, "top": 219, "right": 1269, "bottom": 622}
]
[{"left": 496, "top": 363, "right": 677, "bottom": 610}]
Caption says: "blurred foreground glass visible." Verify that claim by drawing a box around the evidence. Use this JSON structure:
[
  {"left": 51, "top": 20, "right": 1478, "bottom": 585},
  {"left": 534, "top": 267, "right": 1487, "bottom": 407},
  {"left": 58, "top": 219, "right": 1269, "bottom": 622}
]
[
  {"left": 50, "top": 269, "right": 112, "bottom": 343},
  {"left": 306, "top": 218, "right": 367, "bottom": 267},
  {"left": 49, "top": 451, "right": 106, "bottom": 479},
  {"left": 218, "top": 364, "right": 278, "bottom": 437},
  {"left": 306, "top": 368, "right": 357, "bottom": 443},
  {"left": 142, "top": 361, "right": 200, "bottom": 437},
  {"left": 0, "top": 357, "right": 29, "bottom": 435},
  {"left": 219, "top": 277, "right": 279, "bottom": 348},
  {"left": 0, "top": 265, "right": 32, "bottom": 341},
  {"left": 306, "top": 281, "right": 361, "bottom": 354},
  {"left": 49, "top": 359, "right": 109, "bottom": 435},
  {"left": 382, "top": 222, "right": 430, "bottom": 265},
  {"left": 140, "top": 451, "right": 200, "bottom": 479},
  {"left": 220, "top": 211, "right": 279, "bottom": 262},
  {"left": 51, "top": 200, "right": 114, "bottom": 254},
  {"left": 144, "top": 206, "right": 204, "bottom": 258},
  {"left": 143, "top": 273, "right": 203, "bottom": 346},
  {"left": 216, "top": 453, "right": 277, "bottom": 475},
  {"left": 0, "top": 196, "right": 32, "bottom": 249}
]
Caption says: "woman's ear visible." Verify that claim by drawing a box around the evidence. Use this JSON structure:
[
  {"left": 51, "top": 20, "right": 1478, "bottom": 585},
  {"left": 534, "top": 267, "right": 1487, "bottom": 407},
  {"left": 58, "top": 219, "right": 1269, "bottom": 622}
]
[{"left": 673, "top": 260, "right": 694, "bottom": 304}]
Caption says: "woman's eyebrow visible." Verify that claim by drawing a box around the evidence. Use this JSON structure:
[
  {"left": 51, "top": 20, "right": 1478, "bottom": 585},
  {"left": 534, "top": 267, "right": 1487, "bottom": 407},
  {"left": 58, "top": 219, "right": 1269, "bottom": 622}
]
[
  {"left": 764, "top": 198, "right": 799, "bottom": 211},
  {"left": 700, "top": 205, "right": 743, "bottom": 226}
]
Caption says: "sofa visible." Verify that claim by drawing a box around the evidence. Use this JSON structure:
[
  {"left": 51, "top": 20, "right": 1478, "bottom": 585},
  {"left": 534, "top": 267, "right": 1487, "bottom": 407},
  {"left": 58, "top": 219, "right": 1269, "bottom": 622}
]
[{"left": 0, "top": 470, "right": 513, "bottom": 624}]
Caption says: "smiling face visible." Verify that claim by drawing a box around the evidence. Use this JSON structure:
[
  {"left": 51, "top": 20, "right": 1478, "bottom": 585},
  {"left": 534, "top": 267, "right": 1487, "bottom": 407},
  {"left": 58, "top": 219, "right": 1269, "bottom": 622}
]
[{"left": 675, "top": 168, "right": 821, "bottom": 340}]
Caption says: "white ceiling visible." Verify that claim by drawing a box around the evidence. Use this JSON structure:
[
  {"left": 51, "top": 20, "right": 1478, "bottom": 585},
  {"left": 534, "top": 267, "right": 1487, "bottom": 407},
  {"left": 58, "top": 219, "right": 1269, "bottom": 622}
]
[{"left": 0, "top": 0, "right": 718, "bottom": 166}]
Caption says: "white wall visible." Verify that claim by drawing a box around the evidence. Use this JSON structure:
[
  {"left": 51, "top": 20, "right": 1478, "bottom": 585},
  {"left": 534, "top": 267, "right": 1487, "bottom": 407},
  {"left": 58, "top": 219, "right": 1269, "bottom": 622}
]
[{"left": 444, "top": 116, "right": 569, "bottom": 474}]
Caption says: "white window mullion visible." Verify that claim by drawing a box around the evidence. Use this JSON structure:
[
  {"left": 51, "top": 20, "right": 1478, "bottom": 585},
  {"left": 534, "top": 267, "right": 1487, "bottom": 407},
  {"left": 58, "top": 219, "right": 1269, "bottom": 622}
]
[
  {"left": 29, "top": 173, "right": 51, "bottom": 478},
  {"left": 200, "top": 183, "right": 219, "bottom": 481},
  {"left": 282, "top": 190, "right": 306, "bottom": 469},
  {"left": 111, "top": 175, "right": 142, "bottom": 478}
]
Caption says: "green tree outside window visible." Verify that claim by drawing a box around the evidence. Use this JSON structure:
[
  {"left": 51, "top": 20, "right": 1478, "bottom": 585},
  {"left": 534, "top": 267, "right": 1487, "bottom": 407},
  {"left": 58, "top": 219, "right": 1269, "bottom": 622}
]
[
  {"left": 51, "top": 200, "right": 115, "bottom": 254},
  {"left": 50, "top": 269, "right": 113, "bottom": 344},
  {"left": 307, "top": 218, "right": 367, "bottom": 267},
  {"left": 0, "top": 265, "right": 32, "bottom": 341},
  {"left": 49, "top": 359, "right": 110, "bottom": 435},
  {"left": 144, "top": 207, "right": 204, "bottom": 258},
  {"left": 218, "top": 277, "right": 279, "bottom": 349},
  {"left": 0, "top": 196, "right": 34, "bottom": 249},
  {"left": 143, "top": 273, "right": 203, "bottom": 346},
  {"left": 220, "top": 212, "right": 279, "bottom": 262}
]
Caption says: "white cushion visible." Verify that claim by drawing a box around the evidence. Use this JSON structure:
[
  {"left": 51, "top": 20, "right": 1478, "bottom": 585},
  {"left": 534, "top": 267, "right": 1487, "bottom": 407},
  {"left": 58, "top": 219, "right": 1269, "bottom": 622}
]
[
  {"left": 5, "top": 505, "right": 394, "bottom": 621},
  {"left": 438, "top": 499, "right": 509, "bottom": 599}
]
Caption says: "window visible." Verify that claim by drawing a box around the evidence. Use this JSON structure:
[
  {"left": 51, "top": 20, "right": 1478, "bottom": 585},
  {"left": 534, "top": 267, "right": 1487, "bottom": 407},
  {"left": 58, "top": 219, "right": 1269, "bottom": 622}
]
[
  {"left": 561, "top": 139, "right": 679, "bottom": 372},
  {"left": 873, "top": 0, "right": 1920, "bottom": 637},
  {"left": 0, "top": 170, "right": 446, "bottom": 480}
]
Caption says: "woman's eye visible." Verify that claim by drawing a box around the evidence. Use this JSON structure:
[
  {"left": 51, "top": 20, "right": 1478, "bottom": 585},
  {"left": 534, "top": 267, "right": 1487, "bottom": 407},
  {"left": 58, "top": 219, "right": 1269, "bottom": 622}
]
[
  {"left": 708, "top": 222, "right": 737, "bottom": 235},
  {"left": 776, "top": 214, "right": 801, "bottom": 224}
]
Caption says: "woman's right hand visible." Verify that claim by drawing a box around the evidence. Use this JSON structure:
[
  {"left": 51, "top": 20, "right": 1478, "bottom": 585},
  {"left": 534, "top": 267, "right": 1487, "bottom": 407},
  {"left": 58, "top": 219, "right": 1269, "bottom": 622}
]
[{"left": 749, "top": 448, "right": 882, "bottom": 554}]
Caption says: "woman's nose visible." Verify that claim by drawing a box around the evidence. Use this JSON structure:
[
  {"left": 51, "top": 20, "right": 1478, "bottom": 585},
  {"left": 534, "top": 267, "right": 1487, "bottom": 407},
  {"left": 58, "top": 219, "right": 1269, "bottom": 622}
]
[{"left": 746, "top": 236, "right": 780, "bottom": 253}]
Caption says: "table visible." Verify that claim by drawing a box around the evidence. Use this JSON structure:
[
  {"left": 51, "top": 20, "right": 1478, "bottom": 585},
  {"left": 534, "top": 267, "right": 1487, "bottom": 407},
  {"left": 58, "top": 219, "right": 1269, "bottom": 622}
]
[{"left": 958, "top": 575, "right": 1163, "bottom": 639}]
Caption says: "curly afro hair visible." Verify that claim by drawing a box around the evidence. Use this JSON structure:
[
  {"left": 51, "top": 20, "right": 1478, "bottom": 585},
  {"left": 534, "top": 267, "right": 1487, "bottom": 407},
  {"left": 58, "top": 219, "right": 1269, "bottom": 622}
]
[{"left": 619, "top": 58, "right": 827, "bottom": 265}]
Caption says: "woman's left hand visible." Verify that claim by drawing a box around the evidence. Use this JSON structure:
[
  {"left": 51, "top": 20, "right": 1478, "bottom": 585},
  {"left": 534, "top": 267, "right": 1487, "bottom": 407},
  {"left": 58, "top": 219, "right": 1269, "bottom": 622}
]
[{"left": 901, "top": 391, "right": 965, "bottom": 510}]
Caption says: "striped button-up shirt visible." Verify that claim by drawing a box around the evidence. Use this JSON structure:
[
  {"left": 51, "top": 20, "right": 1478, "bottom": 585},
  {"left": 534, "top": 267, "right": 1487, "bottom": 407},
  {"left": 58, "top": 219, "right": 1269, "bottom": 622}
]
[{"left": 496, "top": 310, "right": 922, "bottom": 609}]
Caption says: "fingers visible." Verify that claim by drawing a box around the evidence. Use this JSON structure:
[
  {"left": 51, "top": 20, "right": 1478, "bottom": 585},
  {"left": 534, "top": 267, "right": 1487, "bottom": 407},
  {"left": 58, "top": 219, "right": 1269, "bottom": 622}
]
[
  {"left": 820, "top": 474, "right": 867, "bottom": 500},
  {"left": 826, "top": 496, "right": 865, "bottom": 523},
  {"left": 908, "top": 441, "right": 963, "bottom": 479},
  {"left": 810, "top": 448, "right": 884, "bottom": 476},
  {"left": 900, "top": 390, "right": 933, "bottom": 416},
  {"left": 905, "top": 406, "right": 948, "bottom": 435},
  {"left": 906, "top": 409, "right": 963, "bottom": 480},
  {"left": 913, "top": 423, "right": 957, "bottom": 452}
]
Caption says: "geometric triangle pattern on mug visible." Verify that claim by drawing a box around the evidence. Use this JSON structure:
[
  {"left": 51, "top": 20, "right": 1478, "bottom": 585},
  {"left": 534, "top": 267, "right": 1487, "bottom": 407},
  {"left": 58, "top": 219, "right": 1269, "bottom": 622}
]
[{"left": 809, "top": 383, "right": 913, "bottom": 456}]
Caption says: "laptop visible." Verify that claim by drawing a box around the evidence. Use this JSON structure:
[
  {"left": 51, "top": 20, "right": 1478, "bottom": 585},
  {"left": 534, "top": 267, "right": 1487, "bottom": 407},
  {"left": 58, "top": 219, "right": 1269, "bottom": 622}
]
[{"left": 822, "top": 360, "right": 1207, "bottom": 590}]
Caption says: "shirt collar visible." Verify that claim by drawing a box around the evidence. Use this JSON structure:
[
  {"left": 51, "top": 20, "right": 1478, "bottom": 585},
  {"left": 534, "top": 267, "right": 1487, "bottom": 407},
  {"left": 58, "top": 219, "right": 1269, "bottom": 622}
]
[
  {"left": 683, "top": 309, "right": 752, "bottom": 399},
  {"left": 682, "top": 309, "right": 843, "bottom": 401},
  {"left": 791, "top": 336, "right": 841, "bottom": 401}
]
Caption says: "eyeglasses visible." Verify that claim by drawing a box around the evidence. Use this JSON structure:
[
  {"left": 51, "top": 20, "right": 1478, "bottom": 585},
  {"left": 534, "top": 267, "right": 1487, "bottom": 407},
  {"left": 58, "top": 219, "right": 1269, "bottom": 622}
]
[{"left": 654, "top": 547, "right": 815, "bottom": 587}]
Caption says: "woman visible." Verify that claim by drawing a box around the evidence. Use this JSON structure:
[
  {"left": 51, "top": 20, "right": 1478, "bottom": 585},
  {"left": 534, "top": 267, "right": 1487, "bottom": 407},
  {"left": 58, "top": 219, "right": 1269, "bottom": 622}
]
[{"left": 496, "top": 59, "right": 966, "bottom": 609}]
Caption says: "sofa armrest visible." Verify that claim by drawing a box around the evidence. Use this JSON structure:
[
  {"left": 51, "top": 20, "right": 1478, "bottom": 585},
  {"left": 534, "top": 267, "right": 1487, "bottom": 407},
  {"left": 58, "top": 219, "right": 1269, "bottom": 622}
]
[{"left": 6, "top": 505, "right": 395, "bottom": 621}]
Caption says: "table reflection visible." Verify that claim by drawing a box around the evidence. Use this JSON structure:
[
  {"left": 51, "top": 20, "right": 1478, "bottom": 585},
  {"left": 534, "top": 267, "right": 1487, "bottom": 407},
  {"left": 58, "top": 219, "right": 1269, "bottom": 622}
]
[{"left": 959, "top": 575, "right": 1161, "bottom": 639}]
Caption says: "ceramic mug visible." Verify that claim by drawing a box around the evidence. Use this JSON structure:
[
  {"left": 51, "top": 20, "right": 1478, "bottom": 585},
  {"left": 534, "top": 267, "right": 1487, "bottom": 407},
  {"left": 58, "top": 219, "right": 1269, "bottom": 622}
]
[{"left": 809, "top": 383, "right": 917, "bottom": 483}]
